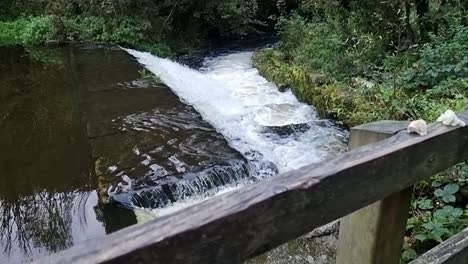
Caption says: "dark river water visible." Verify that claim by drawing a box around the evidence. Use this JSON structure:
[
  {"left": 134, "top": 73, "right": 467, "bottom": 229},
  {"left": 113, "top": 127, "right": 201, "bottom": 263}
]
[{"left": 0, "top": 45, "right": 247, "bottom": 262}]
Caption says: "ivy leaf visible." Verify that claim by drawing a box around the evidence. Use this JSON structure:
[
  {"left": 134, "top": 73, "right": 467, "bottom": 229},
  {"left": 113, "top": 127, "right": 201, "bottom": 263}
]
[
  {"left": 402, "top": 248, "right": 417, "bottom": 262},
  {"left": 431, "top": 233, "right": 443, "bottom": 243},
  {"left": 444, "top": 184, "right": 459, "bottom": 195},
  {"left": 434, "top": 188, "right": 445, "bottom": 197},
  {"left": 407, "top": 217, "right": 417, "bottom": 229},
  {"left": 434, "top": 184, "right": 460, "bottom": 203},
  {"left": 449, "top": 207, "right": 463, "bottom": 218},
  {"left": 434, "top": 206, "right": 463, "bottom": 220},
  {"left": 431, "top": 227, "right": 449, "bottom": 242},
  {"left": 415, "top": 234, "right": 427, "bottom": 242},
  {"left": 417, "top": 198, "right": 434, "bottom": 210},
  {"left": 422, "top": 222, "right": 439, "bottom": 230},
  {"left": 442, "top": 194, "right": 456, "bottom": 203}
]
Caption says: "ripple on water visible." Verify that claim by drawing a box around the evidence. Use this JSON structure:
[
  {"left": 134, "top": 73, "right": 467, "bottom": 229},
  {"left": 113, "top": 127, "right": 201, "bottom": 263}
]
[
  {"left": 125, "top": 49, "right": 348, "bottom": 173},
  {"left": 115, "top": 49, "right": 348, "bottom": 215}
]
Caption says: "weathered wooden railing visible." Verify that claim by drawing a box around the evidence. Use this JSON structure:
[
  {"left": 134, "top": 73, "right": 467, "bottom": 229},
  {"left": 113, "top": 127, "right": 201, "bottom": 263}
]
[{"left": 38, "top": 112, "right": 468, "bottom": 264}]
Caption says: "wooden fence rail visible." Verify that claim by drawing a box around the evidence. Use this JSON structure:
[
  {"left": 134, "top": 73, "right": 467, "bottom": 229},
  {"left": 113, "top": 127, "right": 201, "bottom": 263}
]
[{"left": 37, "top": 112, "right": 468, "bottom": 264}]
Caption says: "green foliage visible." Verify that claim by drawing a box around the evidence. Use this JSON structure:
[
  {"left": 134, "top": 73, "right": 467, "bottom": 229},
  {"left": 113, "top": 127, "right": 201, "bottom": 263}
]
[
  {"left": 434, "top": 184, "right": 459, "bottom": 203},
  {"left": 403, "top": 163, "right": 468, "bottom": 262},
  {"left": 401, "top": 26, "right": 468, "bottom": 90},
  {"left": 401, "top": 240, "right": 417, "bottom": 263},
  {"left": 138, "top": 69, "right": 162, "bottom": 83},
  {"left": 278, "top": 14, "right": 385, "bottom": 79},
  {"left": 200, "top": 0, "right": 261, "bottom": 36},
  {"left": 135, "top": 43, "right": 172, "bottom": 58},
  {"left": 64, "top": 16, "right": 153, "bottom": 45},
  {"left": 0, "top": 0, "right": 276, "bottom": 50},
  {"left": 0, "top": 15, "right": 173, "bottom": 57},
  {"left": 0, "top": 16, "right": 55, "bottom": 45}
]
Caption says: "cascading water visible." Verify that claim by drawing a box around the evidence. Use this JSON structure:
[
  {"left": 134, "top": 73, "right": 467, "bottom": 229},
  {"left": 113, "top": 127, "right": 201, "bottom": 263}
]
[
  {"left": 119, "top": 48, "right": 348, "bottom": 215},
  {"left": 126, "top": 49, "right": 347, "bottom": 170}
]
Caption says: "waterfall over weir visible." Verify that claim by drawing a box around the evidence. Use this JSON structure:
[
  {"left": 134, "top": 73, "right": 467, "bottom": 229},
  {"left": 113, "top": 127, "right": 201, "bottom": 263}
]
[{"left": 115, "top": 49, "right": 348, "bottom": 215}]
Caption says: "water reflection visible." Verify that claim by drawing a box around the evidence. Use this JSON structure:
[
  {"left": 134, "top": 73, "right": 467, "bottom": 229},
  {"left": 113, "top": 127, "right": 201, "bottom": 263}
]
[
  {"left": 0, "top": 192, "right": 74, "bottom": 257},
  {"left": 0, "top": 46, "right": 97, "bottom": 261},
  {"left": 0, "top": 46, "right": 148, "bottom": 261}
]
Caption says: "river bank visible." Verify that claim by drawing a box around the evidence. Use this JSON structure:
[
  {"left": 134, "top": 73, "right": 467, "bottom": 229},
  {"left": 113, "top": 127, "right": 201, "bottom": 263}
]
[{"left": 252, "top": 48, "right": 468, "bottom": 129}]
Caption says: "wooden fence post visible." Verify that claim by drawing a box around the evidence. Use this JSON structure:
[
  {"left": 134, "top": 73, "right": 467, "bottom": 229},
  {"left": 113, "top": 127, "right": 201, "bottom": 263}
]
[{"left": 336, "top": 120, "right": 413, "bottom": 264}]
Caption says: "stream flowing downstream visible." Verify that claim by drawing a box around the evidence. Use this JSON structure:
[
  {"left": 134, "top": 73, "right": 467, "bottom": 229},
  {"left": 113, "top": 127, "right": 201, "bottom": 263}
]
[
  {"left": 120, "top": 49, "right": 348, "bottom": 214},
  {"left": 0, "top": 45, "right": 347, "bottom": 262},
  {"left": 127, "top": 50, "right": 347, "bottom": 172}
]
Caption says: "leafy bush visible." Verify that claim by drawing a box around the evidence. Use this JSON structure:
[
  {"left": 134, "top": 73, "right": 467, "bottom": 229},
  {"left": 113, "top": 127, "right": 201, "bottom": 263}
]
[
  {"left": 200, "top": 0, "right": 261, "bottom": 36},
  {"left": 403, "top": 163, "right": 468, "bottom": 262},
  {"left": 0, "top": 16, "right": 55, "bottom": 45},
  {"left": 63, "top": 16, "right": 155, "bottom": 46},
  {"left": 1, "top": 0, "right": 276, "bottom": 52},
  {"left": 283, "top": 18, "right": 348, "bottom": 75},
  {"left": 401, "top": 26, "right": 468, "bottom": 90},
  {"left": 0, "top": 15, "right": 172, "bottom": 57},
  {"left": 135, "top": 43, "right": 172, "bottom": 58},
  {"left": 278, "top": 14, "right": 385, "bottom": 79}
]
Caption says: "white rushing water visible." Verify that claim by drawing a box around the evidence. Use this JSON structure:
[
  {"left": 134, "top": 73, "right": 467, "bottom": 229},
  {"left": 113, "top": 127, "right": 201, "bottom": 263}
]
[{"left": 125, "top": 49, "right": 347, "bottom": 175}]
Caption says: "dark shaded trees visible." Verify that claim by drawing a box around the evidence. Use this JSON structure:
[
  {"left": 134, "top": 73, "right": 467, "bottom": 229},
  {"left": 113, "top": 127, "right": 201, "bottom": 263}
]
[{"left": 1, "top": 0, "right": 279, "bottom": 40}]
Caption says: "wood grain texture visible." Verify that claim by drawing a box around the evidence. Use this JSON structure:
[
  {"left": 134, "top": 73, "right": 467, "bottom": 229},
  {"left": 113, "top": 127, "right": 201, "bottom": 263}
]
[
  {"left": 410, "top": 227, "right": 468, "bottom": 264},
  {"left": 337, "top": 120, "right": 413, "bottom": 264},
  {"left": 37, "top": 112, "right": 468, "bottom": 264}
]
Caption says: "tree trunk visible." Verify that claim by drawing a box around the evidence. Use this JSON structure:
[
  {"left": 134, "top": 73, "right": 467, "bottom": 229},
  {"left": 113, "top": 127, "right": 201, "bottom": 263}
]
[{"left": 415, "top": 0, "right": 430, "bottom": 41}]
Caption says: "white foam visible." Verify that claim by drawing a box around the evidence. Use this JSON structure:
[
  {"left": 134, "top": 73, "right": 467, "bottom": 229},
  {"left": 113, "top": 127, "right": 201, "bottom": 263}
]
[
  {"left": 124, "top": 49, "right": 347, "bottom": 173},
  {"left": 122, "top": 48, "right": 348, "bottom": 220}
]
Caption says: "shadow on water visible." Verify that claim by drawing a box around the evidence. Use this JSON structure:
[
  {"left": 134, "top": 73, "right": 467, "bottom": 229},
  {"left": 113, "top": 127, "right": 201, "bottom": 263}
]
[{"left": 0, "top": 45, "right": 248, "bottom": 262}]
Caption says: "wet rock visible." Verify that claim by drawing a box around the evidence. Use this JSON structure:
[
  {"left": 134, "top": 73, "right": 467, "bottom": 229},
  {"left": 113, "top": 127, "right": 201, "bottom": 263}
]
[
  {"left": 305, "top": 220, "right": 339, "bottom": 239},
  {"left": 111, "top": 159, "right": 252, "bottom": 209},
  {"left": 278, "top": 84, "right": 291, "bottom": 93},
  {"left": 87, "top": 74, "right": 248, "bottom": 203},
  {"left": 248, "top": 221, "right": 339, "bottom": 264},
  {"left": 261, "top": 123, "right": 311, "bottom": 137}
]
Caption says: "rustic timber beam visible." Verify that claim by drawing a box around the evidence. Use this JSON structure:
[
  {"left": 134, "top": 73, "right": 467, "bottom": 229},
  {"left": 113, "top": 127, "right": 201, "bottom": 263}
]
[
  {"left": 409, "top": 227, "right": 468, "bottom": 264},
  {"left": 336, "top": 120, "right": 413, "bottom": 264},
  {"left": 37, "top": 112, "right": 468, "bottom": 264}
]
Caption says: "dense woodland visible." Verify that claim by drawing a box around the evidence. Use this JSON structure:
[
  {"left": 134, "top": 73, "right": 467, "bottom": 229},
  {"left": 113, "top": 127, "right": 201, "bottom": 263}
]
[
  {"left": 1, "top": 0, "right": 467, "bottom": 263},
  {"left": 0, "top": 0, "right": 283, "bottom": 54}
]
